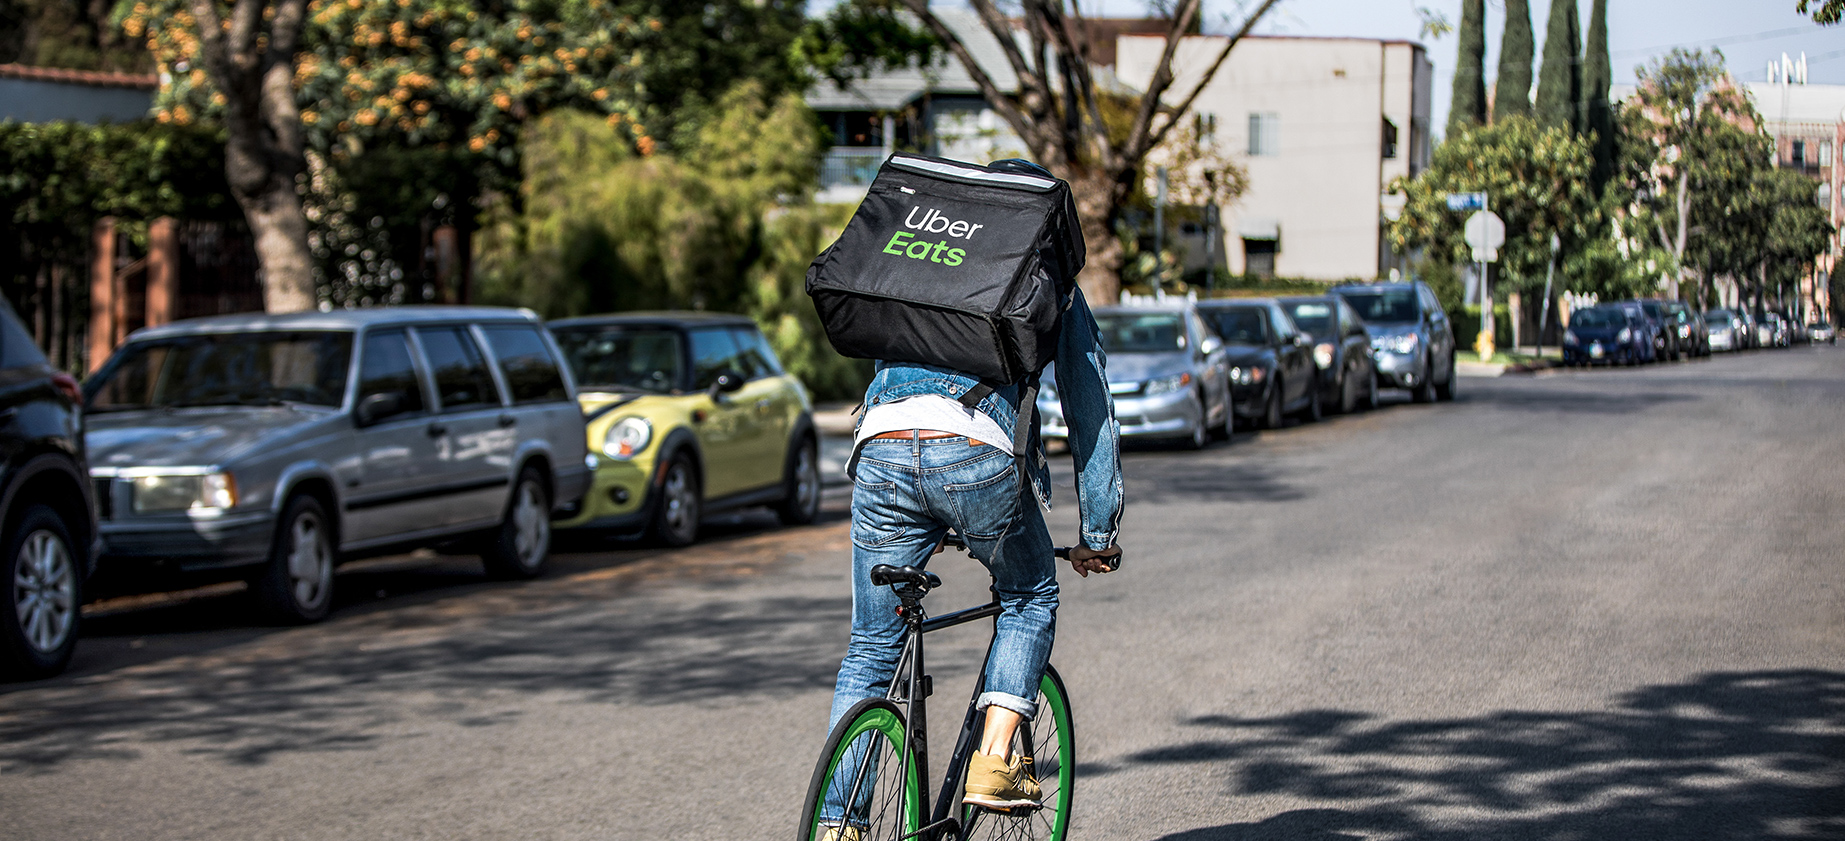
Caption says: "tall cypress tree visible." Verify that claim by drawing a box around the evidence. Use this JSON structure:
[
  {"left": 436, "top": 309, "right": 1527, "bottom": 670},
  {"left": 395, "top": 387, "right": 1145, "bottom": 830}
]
[
  {"left": 1582, "top": 0, "right": 1615, "bottom": 190},
  {"left": 1448, "top": 0, "right": 1488, "bottom": 137},
  {"left": 1494, "top": 0, "right": 1535, "bottom": 121},
  {"left": 1535, "top": 0, "right": 1582, "bottom": 131}
]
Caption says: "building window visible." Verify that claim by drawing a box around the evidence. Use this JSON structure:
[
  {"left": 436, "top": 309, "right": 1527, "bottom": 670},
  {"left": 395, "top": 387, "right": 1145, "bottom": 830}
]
[
  {"left": 1823, "top": 140, "right": 1834, "bottom": 167},
  {"left": 1819, "top": 182, "right": 1831, "bottom": 209},
  {"left": 1382, "top": 117, "right": 1399, "bottom": 159},
  {"left": 1793, "top": 139, "right": 1806, "bottom": 167},
  {"left": 1243, "top": 238, "right": 1277, "bottom": 278},
  {"left": 1248, "top": 112, "right": 1279, "bottom": 157}
]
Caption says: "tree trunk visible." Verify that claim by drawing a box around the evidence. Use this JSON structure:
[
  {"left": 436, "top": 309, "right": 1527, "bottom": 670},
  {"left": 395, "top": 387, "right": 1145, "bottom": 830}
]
[
  {"left": 1671, "top": 168, "right": 1689, "bottom": 300},
  {"left": 192, "top": 0, "right": 315, "bottom": 313},
  {"left": 1069, "top": 171, "right": 1124, "bottom": 305}
]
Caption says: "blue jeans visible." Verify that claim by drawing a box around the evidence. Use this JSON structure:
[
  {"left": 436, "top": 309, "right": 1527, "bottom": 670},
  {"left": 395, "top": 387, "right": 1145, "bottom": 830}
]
[{"left": 822, "top": 435, "right": 1058, "bottom": 825}]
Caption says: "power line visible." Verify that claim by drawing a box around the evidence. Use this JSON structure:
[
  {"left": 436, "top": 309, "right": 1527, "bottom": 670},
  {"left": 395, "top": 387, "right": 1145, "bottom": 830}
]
[{"left": 1611, "top": 26, "right": 1820, "bottom": 58}]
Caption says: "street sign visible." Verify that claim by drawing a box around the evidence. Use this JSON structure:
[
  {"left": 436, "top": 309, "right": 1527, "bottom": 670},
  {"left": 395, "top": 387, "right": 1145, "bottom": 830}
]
[
  {"left": 1446, "top": 192, "right": 1486, "bottom": 211},
  {"left": 1465, "top": 210, "right": 1505, "bottom": 263}
]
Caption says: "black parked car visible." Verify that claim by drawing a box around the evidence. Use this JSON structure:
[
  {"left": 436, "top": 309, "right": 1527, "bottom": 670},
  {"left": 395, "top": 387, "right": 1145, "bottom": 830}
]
[
  {"left": 1334, "top": 281, "right": 1457, "bottom": 403},
  {"left": 1278, "top": 295, "right": 1378, "bottom": 414},
  {"left": 1562, "top": 305, "right": 1656, "bottom": 366},
  {"left": 1196, "top": 299, "right": 1319, "bottom": 429},
  {"left": 0, "top": 295, "right": 97, "bottom": 679},
  {"left": 1630, "top": 300, "right": 1683, "bottom": 361}
]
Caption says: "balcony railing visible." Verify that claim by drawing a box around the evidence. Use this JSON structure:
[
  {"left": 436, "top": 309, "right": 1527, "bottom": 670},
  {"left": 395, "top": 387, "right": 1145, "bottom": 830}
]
[{"left": 821, "top": 147, "right": 888, "bottom": 189}]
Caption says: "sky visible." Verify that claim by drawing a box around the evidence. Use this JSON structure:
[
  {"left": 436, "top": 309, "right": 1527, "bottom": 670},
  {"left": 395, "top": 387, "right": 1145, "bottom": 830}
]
[{"left": 807, "top": 1, "right": 1844, "bottom": 140}]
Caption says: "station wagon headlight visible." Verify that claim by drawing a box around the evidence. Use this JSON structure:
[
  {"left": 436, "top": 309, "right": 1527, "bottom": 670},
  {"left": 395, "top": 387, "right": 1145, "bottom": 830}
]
[
  {"left": 131, "top": 472, "right": 237, "bottom": 513},
  {"left": 602, "top": 417, "right": 653, "bottom": 460},
  {"left": 1617, "top": 327, "right": 1632, "bottom": 343},
  {"left": 1312, "top": 343, "right": 1334, "bottom": 370},
  {"left": 1144, "top": 372, "right": 1192, "bottom": 395}
]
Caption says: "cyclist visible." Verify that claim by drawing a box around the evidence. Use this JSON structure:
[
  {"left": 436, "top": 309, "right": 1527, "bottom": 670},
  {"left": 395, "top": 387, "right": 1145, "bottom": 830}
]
[{"left": 821, "top": 189, "right": 1124, "bottom": 835}]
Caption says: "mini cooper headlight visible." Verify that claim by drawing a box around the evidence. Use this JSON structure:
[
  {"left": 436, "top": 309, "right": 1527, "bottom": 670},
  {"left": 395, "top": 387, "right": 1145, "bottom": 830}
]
[
  {"left": 1563, "top": 331, "right": 1579, "bottom": 345},
  {"left": 131, "top": 472, "right": 236, "bottom": 513},
  {"left": 1617, "top": 327, "right": 1633, "bottom": 343},
  {"left": 602, "top": 417, "right": 653, "bottom": 460},
  {"left": 1144, "top": 372, "right": 1192, "bottom": 395},
  {"left": 1312, "top": 343, "right": 1334, "bottom": 370}
]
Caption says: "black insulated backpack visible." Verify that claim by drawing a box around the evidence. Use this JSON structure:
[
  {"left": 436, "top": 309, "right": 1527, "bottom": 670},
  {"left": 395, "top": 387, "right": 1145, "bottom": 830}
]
[{"left": 805, "top": 154, "right": 1085, "bottom": 387}]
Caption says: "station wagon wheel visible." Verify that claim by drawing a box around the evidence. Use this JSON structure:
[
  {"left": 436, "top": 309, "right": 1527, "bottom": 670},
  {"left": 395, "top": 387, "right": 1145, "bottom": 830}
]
[
  {"left": 1366, "top": 367, "right": 1379, "bottom": 410},
  {"left": 2, "top": 505, "right": 81, "bottom": 679},
  {"left": 1262, "top": 378, "right": 1283, "bottom": 430},
  {"left": 777, "top": 437, "right": 821, "bottom": 526},
  {"left": 254, "top": 495, "right": 335, "bottom": 625},
  {"left": 1184, "top": 390, "right": 1208, "bottom": 449},
  {"left": 653, "top": 452, "right": 701, "bottom": 547},
  {"left": 483, "top": 466, "right": 551, "bottom": 580}
]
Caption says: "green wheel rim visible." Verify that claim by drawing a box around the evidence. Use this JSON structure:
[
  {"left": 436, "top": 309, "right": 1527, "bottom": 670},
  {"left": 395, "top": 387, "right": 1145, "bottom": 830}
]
[
  {"left": 961, "top": 670, "right": 1076, "bottom": 840},
  {"left": 808, "top": 705, "right": 921, "bottom": 840}
]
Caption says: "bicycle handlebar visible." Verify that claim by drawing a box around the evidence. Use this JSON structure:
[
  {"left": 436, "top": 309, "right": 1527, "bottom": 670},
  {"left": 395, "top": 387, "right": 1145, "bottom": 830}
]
[{"left": 939, "top": 532, "right": 1112, "bottom": 566}]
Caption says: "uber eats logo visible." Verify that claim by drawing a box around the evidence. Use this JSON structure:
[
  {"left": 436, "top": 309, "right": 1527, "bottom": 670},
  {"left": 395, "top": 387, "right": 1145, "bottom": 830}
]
[{"left": 883, "top": 206, "right": 982, "bottom": 266}]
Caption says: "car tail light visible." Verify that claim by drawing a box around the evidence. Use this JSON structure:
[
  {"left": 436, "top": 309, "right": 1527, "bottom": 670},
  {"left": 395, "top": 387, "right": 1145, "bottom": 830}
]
[{"left": 50, "top": 372, "right": 81, "bottom": 406}]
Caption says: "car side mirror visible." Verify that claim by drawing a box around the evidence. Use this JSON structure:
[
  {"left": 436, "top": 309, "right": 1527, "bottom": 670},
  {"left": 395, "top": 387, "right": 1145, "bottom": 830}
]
[
  {"left": 1293, "top": 334, "right": 1308, "bottom": 347},
  {"left": 708, "top": 370, "right": 747, "bottom": 400},
  {"left": 356, "top": 391, "right": 406, "bottom": 427}
]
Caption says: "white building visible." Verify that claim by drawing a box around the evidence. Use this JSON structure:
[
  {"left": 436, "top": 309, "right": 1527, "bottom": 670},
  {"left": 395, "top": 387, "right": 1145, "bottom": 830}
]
[{"left": 1116, "top": 35, "right": 1432, "bottom": 281}]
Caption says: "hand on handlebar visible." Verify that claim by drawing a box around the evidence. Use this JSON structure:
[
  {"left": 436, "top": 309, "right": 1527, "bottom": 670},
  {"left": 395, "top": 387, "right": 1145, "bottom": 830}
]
[{"left": 1065, "top": 544, "right": 1120, "bottom": 578}]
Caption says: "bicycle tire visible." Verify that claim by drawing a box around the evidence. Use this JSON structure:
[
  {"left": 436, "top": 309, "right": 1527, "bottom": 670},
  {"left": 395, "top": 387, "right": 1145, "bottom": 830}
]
[
  {"left": 798, "top": 699, "right": 924, "bottom": 841},
  {"left": 957, "top": 666, "right": 1075, "bottom": 841}
]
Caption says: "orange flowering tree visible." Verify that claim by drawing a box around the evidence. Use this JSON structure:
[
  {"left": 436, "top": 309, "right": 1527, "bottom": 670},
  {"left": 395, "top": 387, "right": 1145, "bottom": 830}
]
[{"left": 121, "top": 0, "right": 810, "bottom": 306}]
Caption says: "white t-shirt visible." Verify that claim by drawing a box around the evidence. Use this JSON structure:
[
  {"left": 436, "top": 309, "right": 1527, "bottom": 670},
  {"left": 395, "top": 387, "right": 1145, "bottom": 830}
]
[{"left": 854, "top": 395, "right": 1015, "bottom": 455}]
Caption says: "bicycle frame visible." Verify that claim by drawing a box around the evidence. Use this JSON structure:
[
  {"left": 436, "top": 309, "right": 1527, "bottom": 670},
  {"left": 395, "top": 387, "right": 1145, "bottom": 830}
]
[{"left": 875, "top": 580, "right": 1010, "bottom": 841}]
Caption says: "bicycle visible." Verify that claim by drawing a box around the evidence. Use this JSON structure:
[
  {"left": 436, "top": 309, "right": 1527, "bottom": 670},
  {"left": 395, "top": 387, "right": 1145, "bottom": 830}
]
[{"left": 797, "top": 535, "right": 1087, "bottom": 841}]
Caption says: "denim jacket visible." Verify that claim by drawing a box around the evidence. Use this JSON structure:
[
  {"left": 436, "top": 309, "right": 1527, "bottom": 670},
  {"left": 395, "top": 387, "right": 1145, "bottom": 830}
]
[{"left": 855, "top": 288, "right": 1123, "bottom": 551}]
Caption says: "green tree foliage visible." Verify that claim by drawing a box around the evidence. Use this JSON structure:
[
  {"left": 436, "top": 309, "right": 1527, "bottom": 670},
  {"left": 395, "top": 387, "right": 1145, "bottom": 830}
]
[
  {"left": 1387, "top": 116, "right": 1598, "bottom": 296},
  {"left": 475, "top": 83, "right": 866, "bottom": 398},
  {"left": 1798, "top": 0, "right": 1843, "bottom": 24},
  {"left": 1494, "top": 0, "right": 1534, "bottom": 122},
  {"left": 1534, "top": 0, "right": 1579, "bottom": 132},
  {"left": 1448, "top": 0, "right": 1487, "bottom": 137},
  {"left": 0, "top": 0, "right": 148, "bottom": 70},
  {"left": 1613, "top": 49, "right": 1753, "bottom": 300},
  {"left": 794, "top": 0, "right": 940, "bottom": 88},
  {"left": 1581, "top": 0, "right": 1614, "bottom": 190},
  {"left": 0, "top": 120, "right": 233, "bottom": 263}
]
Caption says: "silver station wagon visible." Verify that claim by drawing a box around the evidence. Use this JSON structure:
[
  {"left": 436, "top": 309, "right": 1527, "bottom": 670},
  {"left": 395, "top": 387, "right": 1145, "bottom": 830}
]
[{"left": 82, "top": 307, "right": 592, "bottom": 623}]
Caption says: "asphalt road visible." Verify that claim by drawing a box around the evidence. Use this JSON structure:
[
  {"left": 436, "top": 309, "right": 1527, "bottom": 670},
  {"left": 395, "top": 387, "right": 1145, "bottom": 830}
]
[{"left": 4, "top": 348, "right": 1842, "bottom": 840}]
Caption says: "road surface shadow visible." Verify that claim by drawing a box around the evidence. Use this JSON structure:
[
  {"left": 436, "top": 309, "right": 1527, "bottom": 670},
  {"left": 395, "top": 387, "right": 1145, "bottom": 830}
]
[
  {"left": 1467, "top": 385, "right": 1699, "bottom": 414},
  {"left": 1133, "top": 670, "right": 1845, "bottom": 840}
]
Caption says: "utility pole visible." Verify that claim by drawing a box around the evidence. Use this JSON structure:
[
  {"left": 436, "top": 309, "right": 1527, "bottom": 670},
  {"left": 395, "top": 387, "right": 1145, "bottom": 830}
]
[{"left": 1538, "top": 232, "right": 1559, "bottom": 357}]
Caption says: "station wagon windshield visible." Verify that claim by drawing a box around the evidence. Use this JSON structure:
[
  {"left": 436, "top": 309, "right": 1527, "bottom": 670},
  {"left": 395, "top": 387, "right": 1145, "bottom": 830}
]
[
  {"left": 552, "top": 326, "right": 686, "bottom": 393},
  {"left": 86, "top": 331, "right": 353, "bottom": 412},
  {"left": 1094, "top": 314, "right": 1186, "bottom": 353},
  {"left": 1341, "top": 290, "right": 1419, "bottom": 324}
]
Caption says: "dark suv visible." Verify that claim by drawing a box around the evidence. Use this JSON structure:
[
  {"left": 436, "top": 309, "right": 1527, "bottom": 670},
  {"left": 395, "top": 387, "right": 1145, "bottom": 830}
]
[{"left": 0, "top": 294, "right": 97, "bottom": 679}]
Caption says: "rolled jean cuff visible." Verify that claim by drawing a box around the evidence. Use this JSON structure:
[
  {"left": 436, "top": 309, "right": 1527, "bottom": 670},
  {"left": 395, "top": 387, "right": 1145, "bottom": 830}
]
[{"left": 976, "top": 691, "right": 1037, "bottom": 720}]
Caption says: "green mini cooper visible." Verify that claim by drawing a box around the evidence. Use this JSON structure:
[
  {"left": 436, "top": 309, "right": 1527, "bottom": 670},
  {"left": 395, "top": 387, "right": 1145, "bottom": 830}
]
[{"left": 548, "top": 313, "right": 820, "bottom": 545}]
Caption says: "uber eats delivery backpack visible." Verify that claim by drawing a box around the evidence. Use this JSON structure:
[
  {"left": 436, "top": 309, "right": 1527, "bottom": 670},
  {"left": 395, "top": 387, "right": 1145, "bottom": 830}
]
[{"left": 805, "top": 154, "right": 1085, "bottom": 430}]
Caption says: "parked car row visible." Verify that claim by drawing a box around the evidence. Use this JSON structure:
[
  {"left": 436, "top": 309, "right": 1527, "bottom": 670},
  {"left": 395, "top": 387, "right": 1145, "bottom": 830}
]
[
  {"left": 1565, "top": 299, "right": 1831, "bottom": 365},
  {"left": 5, "top": 303, "right": 824, "bottom": 679},
  {"left": 1038, "top": 281, "right": 1457, "bottom": 448}
]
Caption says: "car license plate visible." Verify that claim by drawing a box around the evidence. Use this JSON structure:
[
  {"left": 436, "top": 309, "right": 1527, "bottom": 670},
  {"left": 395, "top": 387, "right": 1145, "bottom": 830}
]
[{"left": 1589, "top": 342, "right": 1604, "bottom": 359}]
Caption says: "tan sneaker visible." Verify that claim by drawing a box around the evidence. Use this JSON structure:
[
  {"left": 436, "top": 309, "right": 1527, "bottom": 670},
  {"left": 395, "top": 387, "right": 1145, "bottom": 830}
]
[
  {"left": 961, "top": 751, "right": 1042, "bottom": 809},
  {"left": 819, "top": 824, "right": 862, "bottom": 841}
]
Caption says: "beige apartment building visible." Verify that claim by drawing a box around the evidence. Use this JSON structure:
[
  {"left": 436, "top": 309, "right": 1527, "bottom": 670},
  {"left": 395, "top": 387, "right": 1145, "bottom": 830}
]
[{"left": 1116, "top": 35, "right": 1433, "bottom": 282}]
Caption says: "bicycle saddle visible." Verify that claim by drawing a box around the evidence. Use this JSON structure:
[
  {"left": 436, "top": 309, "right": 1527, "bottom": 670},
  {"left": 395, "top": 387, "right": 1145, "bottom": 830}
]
[{"left": 868, "top": 564, "right": 941, "bottom": 590}]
